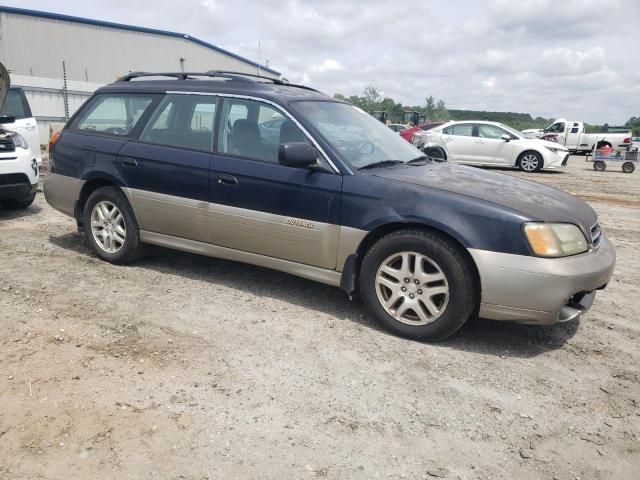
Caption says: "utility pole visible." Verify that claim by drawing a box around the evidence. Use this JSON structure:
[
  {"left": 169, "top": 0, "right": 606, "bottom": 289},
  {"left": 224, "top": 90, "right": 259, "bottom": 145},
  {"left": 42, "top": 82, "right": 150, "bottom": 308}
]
[{"left": 62, "top": 60, "right": 69, "bottom": 120}]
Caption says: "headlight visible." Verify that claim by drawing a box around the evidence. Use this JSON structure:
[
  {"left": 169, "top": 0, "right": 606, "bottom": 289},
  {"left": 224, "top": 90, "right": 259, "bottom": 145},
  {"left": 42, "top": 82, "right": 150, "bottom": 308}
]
[
  {"left": 523, "top": 223, "right": 589, "bottom": 257},
  {"left": 545, "top": 146, "right": 566, "bottom": 155},
  {"left": 9, "top": 132, "right": 29, "bottom": 149}
]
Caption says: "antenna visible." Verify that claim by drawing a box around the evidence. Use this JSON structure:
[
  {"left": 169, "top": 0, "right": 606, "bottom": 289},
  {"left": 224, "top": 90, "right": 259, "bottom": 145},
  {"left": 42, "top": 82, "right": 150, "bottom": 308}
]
[{"left": 258, "top": 40, "right": 261, "bottom": 77}]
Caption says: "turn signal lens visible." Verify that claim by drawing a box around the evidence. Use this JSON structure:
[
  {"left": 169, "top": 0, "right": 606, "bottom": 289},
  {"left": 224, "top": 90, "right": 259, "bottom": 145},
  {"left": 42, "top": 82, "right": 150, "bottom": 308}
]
[
  {"left": 49, "top": 131, "right": 62, "bottom": 152},
  {"left": 524, "top": 223, "right": 589, "bottom": 257}
]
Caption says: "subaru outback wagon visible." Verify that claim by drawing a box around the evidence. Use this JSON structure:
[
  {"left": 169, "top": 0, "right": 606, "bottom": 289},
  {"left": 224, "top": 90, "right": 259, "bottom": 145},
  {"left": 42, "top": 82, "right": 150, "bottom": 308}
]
[{"left": 44, "top": 71, "right": 615, "bottom": 341}]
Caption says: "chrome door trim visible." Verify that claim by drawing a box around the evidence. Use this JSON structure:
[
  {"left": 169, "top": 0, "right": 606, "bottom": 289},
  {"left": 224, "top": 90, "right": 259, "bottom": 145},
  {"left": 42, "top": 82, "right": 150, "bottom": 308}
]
[
  {"left": 166, "top": 90, "right": 340, "bottom": 174},
  {"left": 139, "top": 230, "right": 342, "bottom": 287}
]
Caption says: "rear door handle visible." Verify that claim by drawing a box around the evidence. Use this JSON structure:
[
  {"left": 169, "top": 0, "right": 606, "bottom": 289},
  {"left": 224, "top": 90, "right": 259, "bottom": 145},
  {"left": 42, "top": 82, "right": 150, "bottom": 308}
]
[
  {"left": 122, "top": 158, "right": 138, "bottom": 167},
  {"left": 218, "top": 174, "right": 238, "bottom": 185}
]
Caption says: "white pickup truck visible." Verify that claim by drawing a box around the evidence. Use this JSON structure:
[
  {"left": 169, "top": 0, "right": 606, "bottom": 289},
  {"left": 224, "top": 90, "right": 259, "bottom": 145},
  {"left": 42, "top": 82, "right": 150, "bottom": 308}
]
[{"left": 540, "top": 118, "right": 631, "bottom": 153}]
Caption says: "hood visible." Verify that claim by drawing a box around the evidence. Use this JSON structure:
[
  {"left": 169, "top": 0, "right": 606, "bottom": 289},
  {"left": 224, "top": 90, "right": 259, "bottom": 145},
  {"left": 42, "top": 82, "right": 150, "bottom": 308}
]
[
  {"left": 373, "top": 162, "right": 597, "bottom": 233},
  {"left": 0, "top": 62, "right": 8, "bottom": 112},
  {"left": 523, "top": 137, "right": 568, "bottom": 151}
]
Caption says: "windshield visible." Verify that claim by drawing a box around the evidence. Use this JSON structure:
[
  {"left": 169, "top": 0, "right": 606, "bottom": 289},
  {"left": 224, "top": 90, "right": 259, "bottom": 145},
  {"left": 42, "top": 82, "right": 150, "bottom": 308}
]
[{"left": 292, "top": 101, "right": 423, "bottom": 170}]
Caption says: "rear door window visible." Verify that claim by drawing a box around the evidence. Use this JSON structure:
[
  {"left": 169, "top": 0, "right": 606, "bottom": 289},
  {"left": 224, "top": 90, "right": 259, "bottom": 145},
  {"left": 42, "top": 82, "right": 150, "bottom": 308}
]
[
  {"left": 139, "top": 94, "right": 217, "bottom": 152},
  {"left": 73, "top": 94, "right": 154, "bottom": 136},
  {"left": 443, "top": 124, "right": 473, "bottom": 136}
]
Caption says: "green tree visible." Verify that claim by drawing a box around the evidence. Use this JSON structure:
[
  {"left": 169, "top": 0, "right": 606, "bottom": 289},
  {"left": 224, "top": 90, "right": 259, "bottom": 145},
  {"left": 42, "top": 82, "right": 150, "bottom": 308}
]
[
  {"left": 363, "top": 85, "right": 382, "bottom": 109},
  {"left": 420, "top": 96, "right": 449, "bottom": 121},
  {"left": 625, "top": 116, "right": 640, "bottom": 136}
]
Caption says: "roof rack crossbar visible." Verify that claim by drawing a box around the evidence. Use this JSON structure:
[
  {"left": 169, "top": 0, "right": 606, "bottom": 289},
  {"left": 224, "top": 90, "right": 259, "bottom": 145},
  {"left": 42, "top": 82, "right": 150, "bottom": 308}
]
[
  {"left": 116, "top": 70, "right": 320, "bottom": 92},
  {"left": 117, "top": 71, "right": 250, "bottom": 82}
]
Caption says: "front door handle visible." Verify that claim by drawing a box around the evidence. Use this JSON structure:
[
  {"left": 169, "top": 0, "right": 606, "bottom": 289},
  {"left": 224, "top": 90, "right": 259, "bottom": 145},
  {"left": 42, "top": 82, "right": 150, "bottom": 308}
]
[
  {"left": 122, "top": 158, "right": 138, "bottom": 167},
  {"left": 218, "top": 174, "right": 238, "bottom": 185}
]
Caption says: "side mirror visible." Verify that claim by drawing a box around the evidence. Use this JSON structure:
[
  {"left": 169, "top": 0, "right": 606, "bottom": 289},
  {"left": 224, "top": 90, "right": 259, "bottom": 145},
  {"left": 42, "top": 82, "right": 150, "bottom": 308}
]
[
  {"left": 501, "top": 134, "right": 511, "bottom": 142},
  {"left": 278, "top": 142, "right": 317, "bottom": 168},
  {"left": 0, "top": 115, "right": 15, "bottom": 124}
]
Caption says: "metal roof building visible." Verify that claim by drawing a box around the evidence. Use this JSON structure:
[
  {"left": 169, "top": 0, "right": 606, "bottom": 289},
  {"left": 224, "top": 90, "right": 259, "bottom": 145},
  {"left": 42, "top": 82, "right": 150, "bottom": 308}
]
[{"left": 0, "top": 6, "right": 280, "bottom": 144}]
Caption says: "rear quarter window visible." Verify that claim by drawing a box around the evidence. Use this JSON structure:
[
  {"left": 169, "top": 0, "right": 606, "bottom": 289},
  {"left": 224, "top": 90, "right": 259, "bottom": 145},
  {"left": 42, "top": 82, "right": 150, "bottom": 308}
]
[{"left": 72, "top": 94, "right": 154, "bottom": 136}]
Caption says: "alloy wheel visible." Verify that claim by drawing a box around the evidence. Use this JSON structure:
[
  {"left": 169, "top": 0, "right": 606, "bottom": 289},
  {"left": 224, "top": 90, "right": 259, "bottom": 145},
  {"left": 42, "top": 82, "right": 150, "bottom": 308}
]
[
  {"left": 90, "top": 201, "right": 126, "bottom": 254},
  {"left": 520, "top": 154, "right": 540, "bottom": 171},
  {"left": 375, "top": 251, "right": 450, "bottom": 326}
]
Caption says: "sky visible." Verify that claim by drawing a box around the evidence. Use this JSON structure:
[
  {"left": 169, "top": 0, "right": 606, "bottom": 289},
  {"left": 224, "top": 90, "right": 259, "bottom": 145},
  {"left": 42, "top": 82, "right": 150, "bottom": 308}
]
[{"left": 5, "top": 0, "right": 639, "bottom": 124}]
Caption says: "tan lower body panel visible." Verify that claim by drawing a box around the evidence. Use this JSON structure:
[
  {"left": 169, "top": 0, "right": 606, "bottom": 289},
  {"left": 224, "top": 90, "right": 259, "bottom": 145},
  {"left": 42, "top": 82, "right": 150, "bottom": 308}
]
[
  {"left": 207, "top": 201, "right": 340, "bottom": 269},
  {"left": 43, "top": 173, "right": 85, "bottom": 218},
  {"left": 127, "top": 188, "right": 210, "bottom": 243},
  {"left": 139, "top": 230, "right": 342, "bottom": 287},
  {"left": 127, "top": 188, "right": 366, "bottom": 271}
]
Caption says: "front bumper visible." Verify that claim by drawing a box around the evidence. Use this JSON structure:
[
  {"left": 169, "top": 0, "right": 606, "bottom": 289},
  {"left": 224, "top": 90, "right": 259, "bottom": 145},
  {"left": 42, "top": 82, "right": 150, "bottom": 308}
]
[
  {"left": 0, "top": 148, "right": 38, "bottom": 200},
  {"left": 543, "top": 152, "right": 569, "bottom": 170},
  {"left": 0, "top": 174, "right": 37, "bottom": 200},
  {"left": 469, "top": 236, "right": 616, "bottom": 325}
]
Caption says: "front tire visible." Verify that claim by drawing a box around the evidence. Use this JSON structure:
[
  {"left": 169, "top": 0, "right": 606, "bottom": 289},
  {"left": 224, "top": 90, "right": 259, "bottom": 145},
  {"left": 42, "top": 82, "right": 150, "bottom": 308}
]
[
  {"left": 82, "top": 186, "right": 142, "bottom": 264},
  {"left": 622, "top": 161, "right": 635, "bottom": 173},
  {"left": 2, "top": 191, "right": 36, "bottom": 210},
  {"left": 424, "top": 146, "right": 447, "bottom": 162},
  {"left": 359, "top": 229, "right": 478, "bottom": 341},
  {"left": 518, "top": 151, "right": 543, "bottom": 172}
]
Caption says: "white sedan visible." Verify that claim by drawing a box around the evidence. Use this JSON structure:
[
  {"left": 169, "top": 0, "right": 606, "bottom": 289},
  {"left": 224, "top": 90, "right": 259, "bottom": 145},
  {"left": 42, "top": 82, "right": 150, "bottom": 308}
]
[{"left": 413, "top": 121, "right": 569, "bottom": 172}]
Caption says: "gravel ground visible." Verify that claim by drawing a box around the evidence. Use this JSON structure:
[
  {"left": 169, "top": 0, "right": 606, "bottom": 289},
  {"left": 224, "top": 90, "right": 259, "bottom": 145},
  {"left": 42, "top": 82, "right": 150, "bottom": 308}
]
[{"left": 1, "top": 156, "right": 638, "bottom": 479}]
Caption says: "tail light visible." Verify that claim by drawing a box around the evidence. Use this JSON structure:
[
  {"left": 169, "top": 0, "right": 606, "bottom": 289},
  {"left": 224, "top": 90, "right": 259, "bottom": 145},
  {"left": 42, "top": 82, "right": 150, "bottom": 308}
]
[
  {"left": 49, "top": 131, "right": 62, "bottom": 152},
  {"left": 623, "top": 137, "right": 631, "bottom": 144}
]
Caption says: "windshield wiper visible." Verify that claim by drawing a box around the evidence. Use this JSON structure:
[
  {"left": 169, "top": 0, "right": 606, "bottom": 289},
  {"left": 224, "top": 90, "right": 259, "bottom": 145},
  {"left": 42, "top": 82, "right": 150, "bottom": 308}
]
[
  {"left": 407, "top": 155, "right": 429, "bottom": 164},
  {"left": 358, "top": 160, "right": 404, "bottom": 170}
]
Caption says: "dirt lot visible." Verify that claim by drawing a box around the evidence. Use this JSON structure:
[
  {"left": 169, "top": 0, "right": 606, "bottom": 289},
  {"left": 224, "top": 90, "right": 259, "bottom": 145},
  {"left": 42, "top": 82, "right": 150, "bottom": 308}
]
[{"left": 1, "top": 157, "right": 639, "bottom": 479}]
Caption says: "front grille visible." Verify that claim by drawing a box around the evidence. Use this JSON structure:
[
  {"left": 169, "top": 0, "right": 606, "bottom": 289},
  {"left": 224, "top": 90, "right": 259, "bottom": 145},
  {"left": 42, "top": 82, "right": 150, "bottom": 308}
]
[
  {"left": 590, "top": 223, "right": 602, "bottom": 247},
  {"left": 562, "top": 155, "right": 569, "bottom": 166},
  {"left": 0, "top": 173, "right": 29, "bottom": 186},
  {"left": 0, "top": 134, "right": 16, "bottom": 154}
]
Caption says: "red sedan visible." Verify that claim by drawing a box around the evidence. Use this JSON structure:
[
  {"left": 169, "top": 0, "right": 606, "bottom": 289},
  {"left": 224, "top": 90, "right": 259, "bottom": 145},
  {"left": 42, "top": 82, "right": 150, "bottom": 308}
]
[{"left": 399, "top": 121, "right": 445, "bottom": 143}]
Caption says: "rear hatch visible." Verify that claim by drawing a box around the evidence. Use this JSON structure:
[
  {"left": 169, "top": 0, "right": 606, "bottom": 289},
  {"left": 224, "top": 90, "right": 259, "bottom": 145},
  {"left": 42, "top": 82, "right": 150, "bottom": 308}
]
[
  {"left": 0, "top": 62, "right": 16, "bottom": 155},
  {"left": 0, "top": 61, "right": 8, "bottom": 111}
]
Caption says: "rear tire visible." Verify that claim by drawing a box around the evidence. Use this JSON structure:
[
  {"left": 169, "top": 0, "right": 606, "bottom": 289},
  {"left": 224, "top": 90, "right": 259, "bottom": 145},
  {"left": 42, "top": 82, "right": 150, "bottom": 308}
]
[
  {"left": 2, "top": 191, "right": 36, "bottom": 210},
  {"left": 518, "top": 151, "right": 543, "bottom": 172},
  {"left": 622, "top": 161, "right": 635, "bottom": 173},
  {"left": 359, "top": 229, "right": 478, "bottom": 341},
  {"left": 82, "top": 186, "right": 143, "bottom": 264},
  {"left": 593, "top": 161, "right": 606, "bottom": 172}
]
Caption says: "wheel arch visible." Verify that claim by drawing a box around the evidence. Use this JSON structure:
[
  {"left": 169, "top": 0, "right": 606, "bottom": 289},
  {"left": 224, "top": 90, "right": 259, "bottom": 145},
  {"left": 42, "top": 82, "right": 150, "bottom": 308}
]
[
  {"left": 75, "top": 175, "right": 127, "bottom": 228},
  {"left": 424, "top": 145, "right": 447, "bottom": 160},
  {"left": 516, "top": 149, "right": 544, "bottom": 169},
  {"left": 340, "top": 221, "right": 481, "bottom": 297}
]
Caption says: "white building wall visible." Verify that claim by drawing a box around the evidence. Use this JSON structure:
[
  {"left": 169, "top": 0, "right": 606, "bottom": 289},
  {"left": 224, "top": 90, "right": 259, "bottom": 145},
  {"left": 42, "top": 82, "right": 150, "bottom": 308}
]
[
  {"left": 0, "top": 12, "right": 278, "bottom": 83},
  {"left": 0, "top": 9, "right": 280, "bottom": 146}
]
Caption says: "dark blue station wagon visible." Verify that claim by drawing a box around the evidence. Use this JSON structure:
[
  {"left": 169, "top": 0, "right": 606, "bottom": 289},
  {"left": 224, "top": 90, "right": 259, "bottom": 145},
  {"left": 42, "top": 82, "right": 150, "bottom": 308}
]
[{"left": 44, "top": 72, "right": 616, "bottom": 340}]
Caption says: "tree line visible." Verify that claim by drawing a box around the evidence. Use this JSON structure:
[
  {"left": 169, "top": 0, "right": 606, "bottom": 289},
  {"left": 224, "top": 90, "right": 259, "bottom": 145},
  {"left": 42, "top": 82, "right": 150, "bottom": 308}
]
[{"left": 334, "top": 85, "right": 639, "bottom": 135}]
